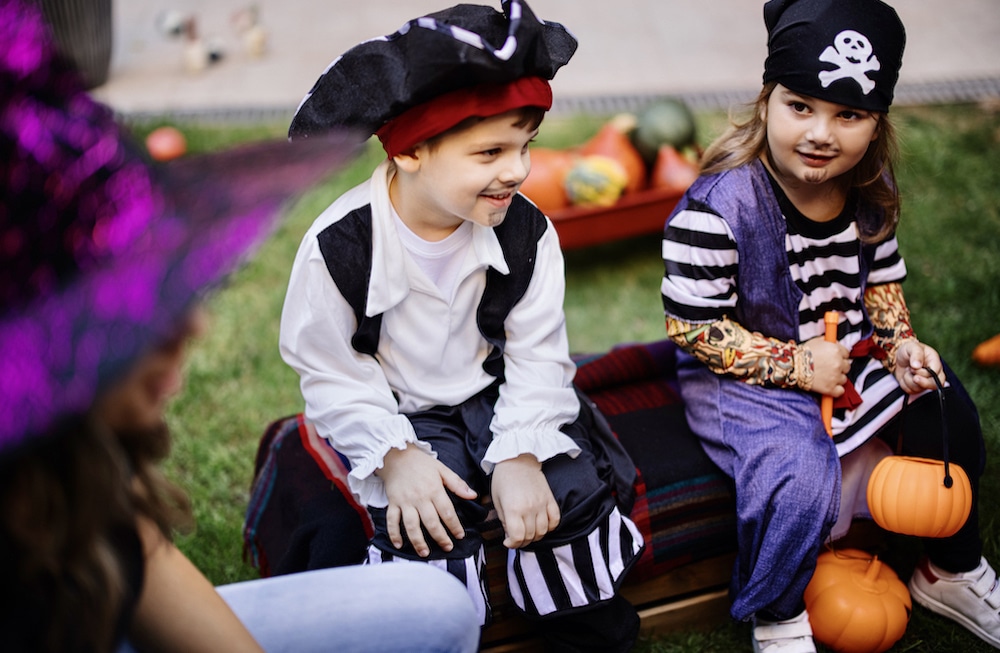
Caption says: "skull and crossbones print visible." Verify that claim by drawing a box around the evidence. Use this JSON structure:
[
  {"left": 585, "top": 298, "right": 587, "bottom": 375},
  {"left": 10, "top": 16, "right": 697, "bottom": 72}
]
[{"left": 818, "top": 29, "right": 880, "bottom": 94}]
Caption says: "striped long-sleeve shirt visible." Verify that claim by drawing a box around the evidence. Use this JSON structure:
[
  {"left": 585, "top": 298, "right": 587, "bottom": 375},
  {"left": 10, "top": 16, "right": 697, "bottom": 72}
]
[{"left": 661, "top": 177, "right": 909, "bottom": 455}]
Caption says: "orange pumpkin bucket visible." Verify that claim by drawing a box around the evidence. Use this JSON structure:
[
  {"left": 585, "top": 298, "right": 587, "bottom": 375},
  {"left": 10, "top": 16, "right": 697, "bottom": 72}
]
[{"left": 866, "top": 368, "right": 973, "bottom": 539}]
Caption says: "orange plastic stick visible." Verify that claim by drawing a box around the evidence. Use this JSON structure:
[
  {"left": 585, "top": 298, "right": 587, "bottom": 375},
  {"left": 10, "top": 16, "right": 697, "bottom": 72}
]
[{"left": 821, "top": 311, "right": 839, "bottom": 437}]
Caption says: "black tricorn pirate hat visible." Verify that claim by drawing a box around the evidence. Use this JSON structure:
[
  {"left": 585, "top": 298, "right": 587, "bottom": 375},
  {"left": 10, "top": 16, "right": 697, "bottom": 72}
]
[{"left": 288, "top": 0, "right": 577, "bottom": 140}]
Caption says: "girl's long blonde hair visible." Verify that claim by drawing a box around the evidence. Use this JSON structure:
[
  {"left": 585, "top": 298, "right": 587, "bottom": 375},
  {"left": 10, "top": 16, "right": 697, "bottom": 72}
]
[{"left": 700, "top": 82, "right": 901, "bottom": 243}]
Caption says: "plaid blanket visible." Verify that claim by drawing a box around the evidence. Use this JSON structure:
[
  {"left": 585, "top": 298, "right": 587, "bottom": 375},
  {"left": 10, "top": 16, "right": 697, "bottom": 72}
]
[
  {"left": 574, "top": 340, "right": 737, "bottom": 580},
  {"left": 243, "top": 339, "right": 736, "bottom": 584}
]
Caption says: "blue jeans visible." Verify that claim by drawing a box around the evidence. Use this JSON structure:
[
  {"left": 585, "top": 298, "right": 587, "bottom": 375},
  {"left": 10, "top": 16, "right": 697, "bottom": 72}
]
[{"left": 117, "top": 563, "right": 480, "bottom": 652}]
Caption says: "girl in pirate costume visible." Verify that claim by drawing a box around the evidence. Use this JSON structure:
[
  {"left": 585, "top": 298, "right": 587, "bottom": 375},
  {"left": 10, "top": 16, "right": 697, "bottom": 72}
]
[
  {"left": 659, "top": 0, "right": 998, "bottom": 651},
  {"left": 0, "top": 1, "right": 481, "bottom": 651},
  {"left": 280, "top": 2, "right": 643, "bottom": 651}
]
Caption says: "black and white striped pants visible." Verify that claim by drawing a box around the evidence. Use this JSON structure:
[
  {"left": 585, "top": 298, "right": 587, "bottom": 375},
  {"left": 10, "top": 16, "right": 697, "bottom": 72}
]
[{"left": 364, "top": 388, "right": 644, "bottom": 626}]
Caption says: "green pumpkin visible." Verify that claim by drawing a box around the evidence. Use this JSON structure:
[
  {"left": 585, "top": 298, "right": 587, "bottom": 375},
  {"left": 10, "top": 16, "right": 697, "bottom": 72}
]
[
  {"left": 564, "top": 155, "right": 628, "bottom": 208},
  {"left": 631, "top": 98, "right": 697, "bottom": 167}
]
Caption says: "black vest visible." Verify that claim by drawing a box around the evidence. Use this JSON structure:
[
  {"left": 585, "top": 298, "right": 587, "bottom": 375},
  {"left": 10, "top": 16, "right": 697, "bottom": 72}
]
[
  {"left": 316, "top": 194, "right": 549, "bottom": 382},
  {"left": 317, "top": 196, "right": 639, "bottom": 512}
]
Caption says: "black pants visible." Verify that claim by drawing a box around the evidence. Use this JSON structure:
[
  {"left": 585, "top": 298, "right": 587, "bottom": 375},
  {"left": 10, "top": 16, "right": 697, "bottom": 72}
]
[{"left": 366, "top": 385, "right": 643, "bottom": 651}]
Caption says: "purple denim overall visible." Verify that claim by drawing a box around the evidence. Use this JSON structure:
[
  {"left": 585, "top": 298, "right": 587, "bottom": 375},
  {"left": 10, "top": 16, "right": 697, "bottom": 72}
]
[{"left": 665, "top": 159, "right": 880, "bottom": 621}]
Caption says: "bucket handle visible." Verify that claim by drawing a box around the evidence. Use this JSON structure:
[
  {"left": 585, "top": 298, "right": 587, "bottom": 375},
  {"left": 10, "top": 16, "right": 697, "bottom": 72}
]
[{"left": 894, "top": 366, "right": 953, "bottom": 488}]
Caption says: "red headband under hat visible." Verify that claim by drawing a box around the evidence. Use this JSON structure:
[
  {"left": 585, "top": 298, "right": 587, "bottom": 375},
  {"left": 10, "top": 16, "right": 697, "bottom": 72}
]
[{"left": 375, "top": 76, "right": 552, "bottom": 158}]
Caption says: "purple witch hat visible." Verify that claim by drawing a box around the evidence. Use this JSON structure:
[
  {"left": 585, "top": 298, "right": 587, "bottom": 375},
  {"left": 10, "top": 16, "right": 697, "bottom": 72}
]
[{"left": 0, "top": 0, "right": 362, "bottom": 452}]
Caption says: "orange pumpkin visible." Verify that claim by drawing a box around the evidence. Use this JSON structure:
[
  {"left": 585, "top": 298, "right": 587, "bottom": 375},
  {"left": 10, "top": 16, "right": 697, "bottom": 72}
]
[
  {"left": 866, "top": 455, "right": 972, "bottom": 538},
  {"left": 145, "top": 125, "right": 187, "bottom": 162},
  {"left": 972, "top": 333, "right": 1000, "bottom": 367},
  {"left": 804, "top": 549, "right": 911, "bottom": 653},
  {"left": 579, "top": 122, "right": 647, "bottom": 194},
  {"left": 520, "top": 147, "right": 576, "bottom": 212},
  {"left": 649, "top": 144, "right": 699, "bottom": 195}
]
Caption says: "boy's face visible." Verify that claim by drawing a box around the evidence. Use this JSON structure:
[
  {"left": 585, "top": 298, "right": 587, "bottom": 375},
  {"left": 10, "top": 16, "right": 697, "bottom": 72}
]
[
  {"left": 395, "top": 110, "right": 537, "bottom": 235},
  {"left": 762, "top": 84, "right": 879, "bottom": 196}
]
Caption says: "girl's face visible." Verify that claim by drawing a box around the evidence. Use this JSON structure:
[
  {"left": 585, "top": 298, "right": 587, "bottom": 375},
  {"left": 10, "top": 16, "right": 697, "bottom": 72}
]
[
  {"left": 762, "top": 84, "right": 880, "bottom": 197},
  {"left": 95, "top": 308, "right": 208, "bottom": 432},
  {"left": 391, "top": 110, "right": 536, "bottom": 239}
]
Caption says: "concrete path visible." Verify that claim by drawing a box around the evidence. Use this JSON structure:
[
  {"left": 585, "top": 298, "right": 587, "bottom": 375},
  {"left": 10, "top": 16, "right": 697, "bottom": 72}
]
[{"left": 90, "top": 0, "right": 1000, "bottom": 117}]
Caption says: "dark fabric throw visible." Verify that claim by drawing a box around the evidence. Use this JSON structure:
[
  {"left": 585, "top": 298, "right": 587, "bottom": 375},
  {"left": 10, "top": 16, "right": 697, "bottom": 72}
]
[{"left": 243, "top": 340, "right": 737, "bottom": 586}]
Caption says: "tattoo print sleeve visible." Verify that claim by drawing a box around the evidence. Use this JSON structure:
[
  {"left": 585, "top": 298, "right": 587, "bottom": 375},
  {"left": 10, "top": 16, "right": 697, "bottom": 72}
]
[
  {"left": 665, "top": 315, "right": 814, "bottom": 390},
  {"left": 864, "top": 282, "right": 916, "bottom": 373}
]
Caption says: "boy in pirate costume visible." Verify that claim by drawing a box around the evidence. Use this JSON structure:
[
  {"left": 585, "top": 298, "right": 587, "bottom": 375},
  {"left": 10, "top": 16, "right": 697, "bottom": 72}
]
[
  {"left": 279, "top": 2, "right": 644, "bottom": 650},
  {"left": 0, "top": 1, "right": 480, "bottom": 650}
]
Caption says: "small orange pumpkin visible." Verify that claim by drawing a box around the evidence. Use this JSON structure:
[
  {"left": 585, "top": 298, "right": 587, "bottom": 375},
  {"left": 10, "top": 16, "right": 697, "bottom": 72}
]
[
  {"left": 866, "top": 455, "right": 972, "bottom": 538},
  {"left": 804, "top": 549, "right": 911, "bottom": 653},
  {"left": 972, "top": 333, "right": 1000, "bottom": 367},
  {"left": 520, "top": 147, "right": 576, "bottom": 212},
  {"left": 649, "top": 144, "right": 699, "bottom": 195},
  {"left": 145, "top": 125, "right": 187, "bottom": 162},
  {"left": 579, "top": 121, "right": 647, "bottom": 194}
]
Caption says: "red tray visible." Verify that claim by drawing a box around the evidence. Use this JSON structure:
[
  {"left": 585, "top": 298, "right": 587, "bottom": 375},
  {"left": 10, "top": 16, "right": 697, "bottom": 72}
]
[{"left": 547, "top": 187, "right": 682, "bottom": 250}]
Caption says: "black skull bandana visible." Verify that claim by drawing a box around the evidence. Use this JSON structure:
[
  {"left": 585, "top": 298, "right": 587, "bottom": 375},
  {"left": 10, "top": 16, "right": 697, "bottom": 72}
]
[{"left": 762, "top": 0, "right": 906, "bottom": 112}]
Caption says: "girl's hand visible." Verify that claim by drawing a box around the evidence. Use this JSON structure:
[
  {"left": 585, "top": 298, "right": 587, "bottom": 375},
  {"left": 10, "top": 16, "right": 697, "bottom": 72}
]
[
  {"left": 378, "top": 444, "right": 477, "bottom": 557},
  {"left": 894, "top": 340, "right": 944, "bottom": 394},
  {"left": 491, "top": 454, "right": 560, "bottom": 549},
  {"left": 803, "top": 335, "right": 850, "bottom": 396}
]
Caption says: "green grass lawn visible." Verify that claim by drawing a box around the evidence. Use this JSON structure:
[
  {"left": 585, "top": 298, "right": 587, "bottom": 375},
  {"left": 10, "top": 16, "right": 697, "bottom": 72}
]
[{"left": 142, "top": 101, "right": 1000, "bottom": 652}]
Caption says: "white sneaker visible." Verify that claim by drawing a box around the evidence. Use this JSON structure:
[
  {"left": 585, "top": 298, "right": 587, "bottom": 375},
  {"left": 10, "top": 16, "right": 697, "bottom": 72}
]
[
  {"left": 752, "top": 609, "right": 817, "bottom": 653},
  {"left": 909, "top": 556, "right": 1000, "bottom": 648}
]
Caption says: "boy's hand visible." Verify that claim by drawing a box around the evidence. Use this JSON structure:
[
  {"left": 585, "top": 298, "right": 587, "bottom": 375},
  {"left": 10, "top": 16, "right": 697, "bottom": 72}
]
[
  {"left": 378, "top": 444, "right": 477, "bottom": 558},
  {"left": 894, "top": 340, "right": 944, "bottom": 394},
  {"left": 491, "top": 454, "right": 560, "bottom": 549},
  {"left": 803, "top": 336, "right": 850, "bottom": 396}
]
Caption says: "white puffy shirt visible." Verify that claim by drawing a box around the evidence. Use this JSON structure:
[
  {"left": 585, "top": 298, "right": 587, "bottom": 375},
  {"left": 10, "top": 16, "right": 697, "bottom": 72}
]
[{"left": 279, "top": 160, "right": 581, "bottom": 508}]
